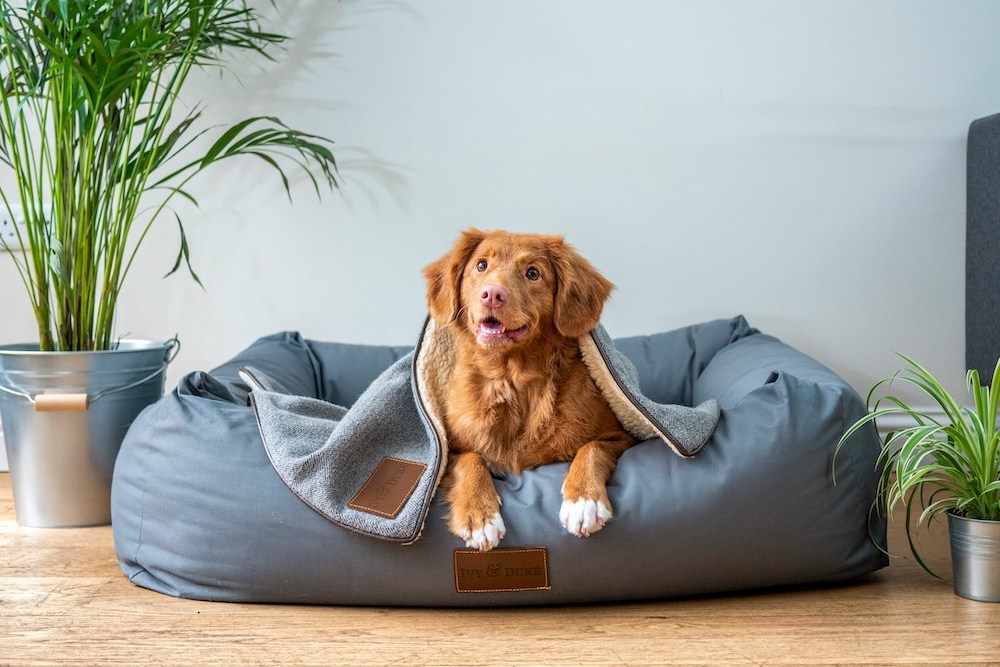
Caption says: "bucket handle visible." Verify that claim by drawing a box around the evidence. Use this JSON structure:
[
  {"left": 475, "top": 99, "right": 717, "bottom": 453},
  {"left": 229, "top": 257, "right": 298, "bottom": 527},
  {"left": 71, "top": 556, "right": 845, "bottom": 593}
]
[{"left": 0, "top": 337, "right": 179, "bottom": 412}]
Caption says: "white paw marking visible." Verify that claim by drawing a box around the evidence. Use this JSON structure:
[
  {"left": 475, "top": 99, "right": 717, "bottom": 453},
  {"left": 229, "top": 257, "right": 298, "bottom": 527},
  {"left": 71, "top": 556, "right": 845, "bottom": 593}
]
[
  {"left": 462, "top": 512, "right": 506, "bottom": 551},
  {"left": 560, "top": 497, "right": 612, "bottom": 537}
]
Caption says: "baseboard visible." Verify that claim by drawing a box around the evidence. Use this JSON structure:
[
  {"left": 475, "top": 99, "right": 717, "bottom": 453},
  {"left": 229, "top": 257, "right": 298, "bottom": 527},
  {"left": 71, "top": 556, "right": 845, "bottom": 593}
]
[{"left": 870, "top": 406, "right": 952, "bottom": 439}]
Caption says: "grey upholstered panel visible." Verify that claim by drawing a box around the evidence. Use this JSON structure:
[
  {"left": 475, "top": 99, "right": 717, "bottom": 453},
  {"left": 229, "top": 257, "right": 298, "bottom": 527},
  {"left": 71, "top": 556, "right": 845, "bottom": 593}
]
[
  {"left": 111, "top": 317, "right": 886, "bottom": 606},
  {"left": 967, "top": 112, "right": 1000, "bottom": 380}
]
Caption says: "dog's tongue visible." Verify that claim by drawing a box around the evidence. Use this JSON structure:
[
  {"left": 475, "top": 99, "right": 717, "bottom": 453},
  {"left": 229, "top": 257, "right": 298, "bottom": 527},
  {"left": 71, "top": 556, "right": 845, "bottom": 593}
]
[
  {"left": 479, "top": 317, "right": 505, "bottom": 335},
  {"left": 476, "top": 317, "right": 529, "bottom": 345}
]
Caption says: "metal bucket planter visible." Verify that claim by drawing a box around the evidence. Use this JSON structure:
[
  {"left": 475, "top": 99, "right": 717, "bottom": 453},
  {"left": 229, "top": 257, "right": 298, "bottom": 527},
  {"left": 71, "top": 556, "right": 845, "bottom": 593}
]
[
  {"left": 0, "top": 340, "right": 177, "bottom": 527},
  {"left": 948, "top": 512, "right": 1000, "bottom": 602}
]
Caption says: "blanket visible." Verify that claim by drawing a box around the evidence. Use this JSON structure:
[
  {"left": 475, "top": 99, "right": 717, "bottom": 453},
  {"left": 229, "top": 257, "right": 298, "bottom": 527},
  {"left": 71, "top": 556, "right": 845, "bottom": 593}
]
[{"left": 247, "top": 318, "right": 720, "bottom": 544}]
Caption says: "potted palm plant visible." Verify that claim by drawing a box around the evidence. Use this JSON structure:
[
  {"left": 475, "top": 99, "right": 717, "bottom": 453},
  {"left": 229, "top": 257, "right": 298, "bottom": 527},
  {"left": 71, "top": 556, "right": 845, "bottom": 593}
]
[
  {"left": 838, "top": 354, "right": 1000, "bottom": 602},
  {"left": 0, "top": 0, "right": 339, "bottom": 527}
]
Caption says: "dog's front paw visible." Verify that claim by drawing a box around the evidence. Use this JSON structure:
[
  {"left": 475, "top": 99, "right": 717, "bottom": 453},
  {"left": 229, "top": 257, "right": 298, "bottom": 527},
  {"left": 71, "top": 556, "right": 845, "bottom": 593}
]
[
  {"left": 560, "top": 496, "right": 612, "bottom": 538},
  {"left": 453, "top": 511, "right": 506, "bottom": 551}
]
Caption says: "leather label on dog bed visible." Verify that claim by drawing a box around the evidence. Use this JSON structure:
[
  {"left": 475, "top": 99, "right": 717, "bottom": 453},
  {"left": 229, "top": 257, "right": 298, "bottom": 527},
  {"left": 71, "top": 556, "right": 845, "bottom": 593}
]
[
  {"left": 454, "top": 548, "right": 551, "bottom": 593},
  {"left": 348, "top": 457, "right": 427, "bottom": 519}
]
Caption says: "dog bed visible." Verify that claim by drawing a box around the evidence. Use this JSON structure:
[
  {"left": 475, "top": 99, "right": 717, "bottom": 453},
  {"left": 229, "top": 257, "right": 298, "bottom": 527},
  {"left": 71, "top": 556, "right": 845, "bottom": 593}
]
[{"left": 111, "top": 315, "right": 886, "bottom": 606}]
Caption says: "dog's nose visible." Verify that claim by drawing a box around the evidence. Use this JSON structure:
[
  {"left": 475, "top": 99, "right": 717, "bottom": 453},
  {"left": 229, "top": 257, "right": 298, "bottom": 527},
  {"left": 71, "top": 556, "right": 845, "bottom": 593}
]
[{"left": 480, "top": 284, "right": 508, "bottom": 309}]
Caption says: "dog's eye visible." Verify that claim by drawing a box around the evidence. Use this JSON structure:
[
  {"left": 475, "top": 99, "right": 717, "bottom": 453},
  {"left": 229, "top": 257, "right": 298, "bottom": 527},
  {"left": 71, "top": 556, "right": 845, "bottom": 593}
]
[
  {"left": 525, "top": 266, "right": 540, "bottom": 281},
  {"left": 476, "top": 260, "right": 488, "bottom": 272}
]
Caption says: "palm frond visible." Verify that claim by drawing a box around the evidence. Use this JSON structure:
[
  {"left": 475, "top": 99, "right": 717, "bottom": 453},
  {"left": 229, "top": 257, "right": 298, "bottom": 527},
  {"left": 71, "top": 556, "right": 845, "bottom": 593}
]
[{"left": 0, "top": 0, "right": 339, "bottom": 350}]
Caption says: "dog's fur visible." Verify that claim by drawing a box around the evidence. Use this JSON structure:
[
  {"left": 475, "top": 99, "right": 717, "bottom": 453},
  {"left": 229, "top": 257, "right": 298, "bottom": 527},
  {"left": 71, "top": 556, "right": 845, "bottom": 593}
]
[{"left": 423, "top": 228, "right": 636, "bottom": 551}]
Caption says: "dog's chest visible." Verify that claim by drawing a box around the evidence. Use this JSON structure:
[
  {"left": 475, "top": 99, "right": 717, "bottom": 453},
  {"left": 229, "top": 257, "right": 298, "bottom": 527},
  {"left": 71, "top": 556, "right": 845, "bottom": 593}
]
[
  {"left": 452, "top": 372, "right": 554, "bottom": 434},
  {"left": 444, "top": 362, "right": 596, "bottom": 472}
]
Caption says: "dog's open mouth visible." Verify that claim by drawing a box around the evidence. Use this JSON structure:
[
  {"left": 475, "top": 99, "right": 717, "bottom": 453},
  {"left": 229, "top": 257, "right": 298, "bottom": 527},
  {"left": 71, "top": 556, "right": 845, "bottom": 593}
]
[{"left": 475, "top": 316, "right": 529, "bottom": 345}]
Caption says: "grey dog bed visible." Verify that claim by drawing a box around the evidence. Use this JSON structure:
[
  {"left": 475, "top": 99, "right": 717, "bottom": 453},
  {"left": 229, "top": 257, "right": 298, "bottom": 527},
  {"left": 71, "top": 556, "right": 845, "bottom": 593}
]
[{"left": 111, "top": 315, "right": 886, "bottom": 606}]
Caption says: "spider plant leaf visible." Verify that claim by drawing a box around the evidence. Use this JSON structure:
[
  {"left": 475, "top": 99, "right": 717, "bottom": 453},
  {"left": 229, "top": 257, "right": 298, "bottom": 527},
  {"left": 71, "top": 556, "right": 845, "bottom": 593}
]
[
  {"left": 904, "top": 491, "right": 947, "bottom": 582},
  {"left": 896, "top": 353, "right": 969, "bottom": 425},
  {"left": 919, "top": 496, "right": 959, "bottom": 525}
]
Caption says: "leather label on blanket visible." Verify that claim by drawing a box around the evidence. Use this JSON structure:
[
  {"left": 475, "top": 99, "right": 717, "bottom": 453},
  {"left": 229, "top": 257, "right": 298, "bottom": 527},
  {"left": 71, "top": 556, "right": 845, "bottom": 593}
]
[
  {"left": 349, "top": 457, "right": 427, "bottom": 519},
  {"left": 454, "top": 548, "right": 551, "bottom": 593}
]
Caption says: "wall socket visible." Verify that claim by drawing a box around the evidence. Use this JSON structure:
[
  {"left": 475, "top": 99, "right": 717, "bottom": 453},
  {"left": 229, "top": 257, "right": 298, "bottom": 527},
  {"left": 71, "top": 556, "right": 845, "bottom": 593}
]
[{"left": 0, "top": 207, "right": 26, "bottom": 251}]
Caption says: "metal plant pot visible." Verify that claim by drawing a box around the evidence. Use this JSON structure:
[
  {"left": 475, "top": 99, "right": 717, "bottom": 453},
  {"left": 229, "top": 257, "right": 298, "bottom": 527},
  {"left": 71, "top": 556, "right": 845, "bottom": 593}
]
[
  {"left": 948, "top": 512, "right": 1000, "bottom": 602},
  {"left": 0, "top": 340, "right": 176, "bottom": 528}
]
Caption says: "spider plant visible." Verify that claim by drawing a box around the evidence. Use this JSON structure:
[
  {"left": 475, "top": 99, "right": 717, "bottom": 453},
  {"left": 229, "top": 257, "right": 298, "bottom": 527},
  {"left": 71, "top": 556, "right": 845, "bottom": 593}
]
[
  {"left": 836, "top": 354, "right": 1000, "bottom": 578},
  {"left": 0, "top": 0, "right": 338, "bottom": 351}
]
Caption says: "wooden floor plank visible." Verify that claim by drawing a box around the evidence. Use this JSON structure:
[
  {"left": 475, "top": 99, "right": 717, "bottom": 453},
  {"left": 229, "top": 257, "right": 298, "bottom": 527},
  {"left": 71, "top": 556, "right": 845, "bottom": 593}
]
[{"left": 2, "top": 472, "right": 1000, "bottom": 666}]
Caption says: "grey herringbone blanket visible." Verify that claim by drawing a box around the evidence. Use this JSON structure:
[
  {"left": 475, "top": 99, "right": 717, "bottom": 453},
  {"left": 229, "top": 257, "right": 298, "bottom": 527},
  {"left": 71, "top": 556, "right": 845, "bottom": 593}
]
[{"left": 247, "top": 318, "right": 719, "bottom": 544}]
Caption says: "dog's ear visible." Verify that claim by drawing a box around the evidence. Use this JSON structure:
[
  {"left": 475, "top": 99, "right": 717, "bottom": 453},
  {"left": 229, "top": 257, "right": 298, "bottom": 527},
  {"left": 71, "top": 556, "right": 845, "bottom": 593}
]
[
  {"left": 423, "top": 228, "right": 486, "bottom": 323},
  {"left": 547, "top": 237, "right": 614, "bottom": 338}
]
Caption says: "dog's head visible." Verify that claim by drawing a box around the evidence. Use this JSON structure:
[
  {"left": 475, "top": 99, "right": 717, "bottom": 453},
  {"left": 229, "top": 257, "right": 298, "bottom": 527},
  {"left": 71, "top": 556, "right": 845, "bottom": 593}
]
[{"left": 423, "top": 228, "right": 614, "bottom": 348}]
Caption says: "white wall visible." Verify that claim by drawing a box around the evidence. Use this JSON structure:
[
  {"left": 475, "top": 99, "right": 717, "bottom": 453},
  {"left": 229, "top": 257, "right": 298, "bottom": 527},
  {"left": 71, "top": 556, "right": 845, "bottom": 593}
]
[{"left": 3, "top": 0, "right": 1000, "bottom": 437}]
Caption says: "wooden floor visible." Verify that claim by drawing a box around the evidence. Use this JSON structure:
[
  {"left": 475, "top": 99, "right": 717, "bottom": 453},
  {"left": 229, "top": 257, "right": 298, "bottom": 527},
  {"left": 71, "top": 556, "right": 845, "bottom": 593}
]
[{"left": 1, "top": 473, "right": 999, "bottom": 666}]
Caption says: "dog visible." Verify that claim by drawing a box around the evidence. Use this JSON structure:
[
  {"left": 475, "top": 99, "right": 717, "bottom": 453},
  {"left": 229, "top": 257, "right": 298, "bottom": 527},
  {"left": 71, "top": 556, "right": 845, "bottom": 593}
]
[{"left": 423, "top": 228, "right": 636, "bottom": 551}]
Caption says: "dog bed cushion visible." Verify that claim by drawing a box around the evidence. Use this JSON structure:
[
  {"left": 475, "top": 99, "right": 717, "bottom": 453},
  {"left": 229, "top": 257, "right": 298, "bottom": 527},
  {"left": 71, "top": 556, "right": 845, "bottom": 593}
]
[
  {"left": 111, "top": 316, "right": 886, "bottom": 606},
  {"left": 247, "top": 317, "right": 721, "bottom": 545}
]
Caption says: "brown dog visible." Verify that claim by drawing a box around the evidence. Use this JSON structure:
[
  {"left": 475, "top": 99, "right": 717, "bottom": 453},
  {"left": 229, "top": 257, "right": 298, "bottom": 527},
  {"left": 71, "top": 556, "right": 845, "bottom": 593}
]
[{"left": 423, "top": 229, "right": 635, "bottom": 551}]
